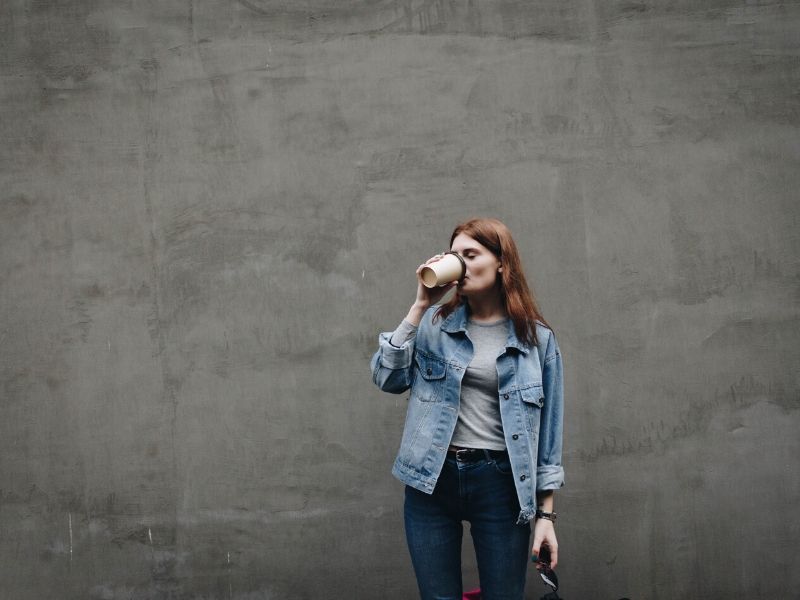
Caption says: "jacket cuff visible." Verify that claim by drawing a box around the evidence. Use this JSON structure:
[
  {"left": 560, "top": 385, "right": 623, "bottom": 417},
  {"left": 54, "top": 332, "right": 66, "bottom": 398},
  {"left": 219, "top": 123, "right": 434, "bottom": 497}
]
[
  {"left": 378, "top": 331, "right": 414, "bottom": 370},
  {"left": 516, "top": 506, "right": 536, "bottom": 525},
  {"left": 536, "top": 465, "right": 565, "bottom": 491}
]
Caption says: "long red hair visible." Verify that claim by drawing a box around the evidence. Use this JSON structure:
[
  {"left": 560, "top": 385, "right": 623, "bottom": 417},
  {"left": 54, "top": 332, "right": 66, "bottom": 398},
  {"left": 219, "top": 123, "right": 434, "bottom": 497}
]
[{"left": 433, "top": 217, "right": 551, "bottom": 348}]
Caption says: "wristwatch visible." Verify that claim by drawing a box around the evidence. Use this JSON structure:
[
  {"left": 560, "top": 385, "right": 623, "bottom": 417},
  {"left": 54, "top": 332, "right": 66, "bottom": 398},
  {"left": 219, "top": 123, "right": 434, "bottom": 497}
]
[{"left": 535, "top": 509, "right": 557, "bottom": 522}]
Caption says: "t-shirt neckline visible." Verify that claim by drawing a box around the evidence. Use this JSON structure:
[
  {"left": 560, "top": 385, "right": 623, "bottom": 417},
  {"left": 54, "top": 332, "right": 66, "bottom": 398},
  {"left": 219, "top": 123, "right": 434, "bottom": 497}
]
[{"left": 467, "top": 317, "right": 509, "bottom": 327}]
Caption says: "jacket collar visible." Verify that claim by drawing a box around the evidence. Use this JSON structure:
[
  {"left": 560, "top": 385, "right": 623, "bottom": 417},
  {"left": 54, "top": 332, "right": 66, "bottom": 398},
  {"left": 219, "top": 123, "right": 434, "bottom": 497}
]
[{"left": 440, "top": 301, "right": 531, "bottom": 354}]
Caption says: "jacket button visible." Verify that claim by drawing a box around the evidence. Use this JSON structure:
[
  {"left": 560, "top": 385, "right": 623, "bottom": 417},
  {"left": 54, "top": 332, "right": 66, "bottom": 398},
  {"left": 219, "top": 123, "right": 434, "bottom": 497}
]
[
  {"left": 520, "top": 474, "right": 527, "bottom": 481},
  {"left": 503, "top": 393, "right": 509, "bottom": 400},
  {"left": 512, "top": 434, "right": 519, "bottom": 440},
  {"left": 426, "top": 368, "right": 432, "bottom": 376}
]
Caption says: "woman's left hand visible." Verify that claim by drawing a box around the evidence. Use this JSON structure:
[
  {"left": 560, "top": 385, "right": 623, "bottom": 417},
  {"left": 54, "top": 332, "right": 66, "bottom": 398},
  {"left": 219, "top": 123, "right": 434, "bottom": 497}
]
[{"left": 531, "top": 518, "right": 558, "bottom": 569}]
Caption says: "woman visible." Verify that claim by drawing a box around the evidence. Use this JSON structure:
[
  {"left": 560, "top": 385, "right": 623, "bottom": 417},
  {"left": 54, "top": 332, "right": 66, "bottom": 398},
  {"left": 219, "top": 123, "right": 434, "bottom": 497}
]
[{"left": 369, "top": 217, "right": 565, "bottom": 600}]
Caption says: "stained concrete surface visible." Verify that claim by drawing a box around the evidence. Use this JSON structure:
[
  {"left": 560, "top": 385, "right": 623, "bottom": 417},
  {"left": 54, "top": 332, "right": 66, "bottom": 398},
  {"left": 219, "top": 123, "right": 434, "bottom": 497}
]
[{"left": 1, "top": 1, "right": 799, "bottom": 598}]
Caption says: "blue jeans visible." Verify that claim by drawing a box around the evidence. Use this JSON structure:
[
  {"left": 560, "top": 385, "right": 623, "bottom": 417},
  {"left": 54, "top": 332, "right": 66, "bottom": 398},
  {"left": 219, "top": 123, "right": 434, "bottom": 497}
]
[{"left": 403, "top": 451, "right": 531, "bottom": 600}]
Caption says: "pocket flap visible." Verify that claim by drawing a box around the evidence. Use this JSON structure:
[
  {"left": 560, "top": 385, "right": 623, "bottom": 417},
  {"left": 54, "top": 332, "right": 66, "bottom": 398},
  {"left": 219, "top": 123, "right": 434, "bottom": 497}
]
[
  {"left": 414, "top": 352, "right": 446, "bottom": 380},
  {"left": 519, "top": 384, "right": 544, "bottom": 407}
]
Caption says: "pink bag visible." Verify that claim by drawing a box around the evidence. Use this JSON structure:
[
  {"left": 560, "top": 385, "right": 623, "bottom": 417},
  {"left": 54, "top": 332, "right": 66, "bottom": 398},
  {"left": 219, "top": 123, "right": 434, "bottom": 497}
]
[{"left": 463, "top": 589, "right": 482, "bottom": 600}]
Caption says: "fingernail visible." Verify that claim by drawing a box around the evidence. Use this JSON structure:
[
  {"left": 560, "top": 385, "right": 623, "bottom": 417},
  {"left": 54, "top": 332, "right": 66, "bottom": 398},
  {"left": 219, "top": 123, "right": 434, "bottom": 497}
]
[{"left": 531, "top": 554, "right": 538, "bottom": 562}]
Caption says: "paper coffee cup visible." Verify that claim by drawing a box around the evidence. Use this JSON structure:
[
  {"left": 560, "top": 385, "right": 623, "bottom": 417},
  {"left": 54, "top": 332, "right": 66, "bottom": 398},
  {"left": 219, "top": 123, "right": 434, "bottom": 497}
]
[{"left": 420, "top": 253, "right": 466, "bottom": 288}]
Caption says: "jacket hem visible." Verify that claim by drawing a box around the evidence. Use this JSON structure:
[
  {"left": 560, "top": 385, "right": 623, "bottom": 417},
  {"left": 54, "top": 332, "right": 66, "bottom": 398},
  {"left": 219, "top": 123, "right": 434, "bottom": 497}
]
[{"left": 392, "top": 460, "right": 437, "bottom": 494}]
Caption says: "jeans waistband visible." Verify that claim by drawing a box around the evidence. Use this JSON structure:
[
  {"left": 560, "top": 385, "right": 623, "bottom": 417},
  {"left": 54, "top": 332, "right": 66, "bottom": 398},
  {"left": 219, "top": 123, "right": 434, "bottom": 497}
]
[{"left": 446, "top": 447, "right": 508, "bottom": 463}]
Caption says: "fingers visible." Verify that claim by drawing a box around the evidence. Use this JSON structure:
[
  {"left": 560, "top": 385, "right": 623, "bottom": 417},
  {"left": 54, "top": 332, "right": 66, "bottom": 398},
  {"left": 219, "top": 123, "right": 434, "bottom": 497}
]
[
  {"left": 416, "top": 253, "right": 445, "bottom": 273},
  {"left": 531, "top": 534, "right": 543, "bottom": 562},
  {"left": 425, "top": 253, "right": 446, "bottom": 265},
  {"left": 531, "top": 536, "right": 559, "bottom": 570}
]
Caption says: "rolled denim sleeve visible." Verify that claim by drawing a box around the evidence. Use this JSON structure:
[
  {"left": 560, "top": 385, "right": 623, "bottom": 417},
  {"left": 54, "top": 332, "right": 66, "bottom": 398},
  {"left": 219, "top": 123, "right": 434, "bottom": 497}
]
[
  {"left": 370, "top": 320, "right": 417, "bottom": 394},
  {"left": 537, "top": 331, "right": 565, "bottom": 490}
]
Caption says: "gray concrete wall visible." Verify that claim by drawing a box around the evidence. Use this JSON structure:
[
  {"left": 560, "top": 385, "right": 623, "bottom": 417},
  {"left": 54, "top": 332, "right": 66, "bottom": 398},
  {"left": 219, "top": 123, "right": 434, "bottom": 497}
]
[{"left": 1, "top": 1, "right": 798, "bottom": 598}]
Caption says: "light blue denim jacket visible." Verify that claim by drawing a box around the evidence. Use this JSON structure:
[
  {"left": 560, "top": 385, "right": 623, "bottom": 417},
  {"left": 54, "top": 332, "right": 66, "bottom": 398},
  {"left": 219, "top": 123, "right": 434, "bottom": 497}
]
[{"left": 370, "top": 301, "right": 565, "bottom": 525}]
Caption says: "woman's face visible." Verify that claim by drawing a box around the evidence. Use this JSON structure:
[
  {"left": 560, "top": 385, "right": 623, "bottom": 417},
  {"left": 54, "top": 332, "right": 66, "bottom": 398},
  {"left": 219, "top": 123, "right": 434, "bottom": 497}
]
[{"left": 450, "top": 233, "right": 502, "bottom": 296}]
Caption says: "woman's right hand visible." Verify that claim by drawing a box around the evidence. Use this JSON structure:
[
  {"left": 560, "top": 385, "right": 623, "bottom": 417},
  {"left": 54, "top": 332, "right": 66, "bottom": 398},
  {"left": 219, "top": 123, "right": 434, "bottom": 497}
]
[{"left": 413, "top": 253, "right": 458, "bottom": 309}]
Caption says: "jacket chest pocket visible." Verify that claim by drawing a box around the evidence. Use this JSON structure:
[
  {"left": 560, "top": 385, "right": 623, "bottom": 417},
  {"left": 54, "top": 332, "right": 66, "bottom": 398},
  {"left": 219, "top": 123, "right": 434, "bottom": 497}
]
[
  {"left": 519, "top": 383, "right": 544, "bottom": 433},
  {"left": 412, "top": 352, "right": 447, "bottom": 402}
]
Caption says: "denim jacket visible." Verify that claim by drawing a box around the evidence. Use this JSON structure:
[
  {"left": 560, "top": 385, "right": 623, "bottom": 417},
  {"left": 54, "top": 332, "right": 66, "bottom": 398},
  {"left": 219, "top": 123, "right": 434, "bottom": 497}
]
[{"left": 370, "top": 301, "right": 565, "bottom": 525}]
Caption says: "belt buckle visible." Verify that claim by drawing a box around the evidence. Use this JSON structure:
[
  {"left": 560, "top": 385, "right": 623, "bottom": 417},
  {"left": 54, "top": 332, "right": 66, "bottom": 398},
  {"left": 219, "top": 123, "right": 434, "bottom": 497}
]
[{"left": 455, "top": 448, "right": 472, "bottom": 461}]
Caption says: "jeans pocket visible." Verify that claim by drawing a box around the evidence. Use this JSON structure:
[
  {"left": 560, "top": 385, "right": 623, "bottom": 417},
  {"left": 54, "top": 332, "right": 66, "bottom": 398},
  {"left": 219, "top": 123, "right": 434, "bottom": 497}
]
[{"left": 492, "top": 455, "right": 513, "bottom": 475}]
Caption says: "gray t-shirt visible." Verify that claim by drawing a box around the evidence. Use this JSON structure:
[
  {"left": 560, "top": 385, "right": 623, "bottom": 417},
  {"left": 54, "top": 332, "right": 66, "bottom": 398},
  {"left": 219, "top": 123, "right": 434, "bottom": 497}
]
[
  {"left": 388, "top": 316, "right": 508, "bottom": 450},
  {"left": 450, "top": 317, "right": 508, "bottom": 450}
]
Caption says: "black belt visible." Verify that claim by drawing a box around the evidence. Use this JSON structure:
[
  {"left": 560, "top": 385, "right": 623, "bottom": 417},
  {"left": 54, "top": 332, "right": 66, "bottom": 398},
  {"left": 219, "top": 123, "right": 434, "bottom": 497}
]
[{"left": 447, "top": 447, "right": 507, "bottom": 463}]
